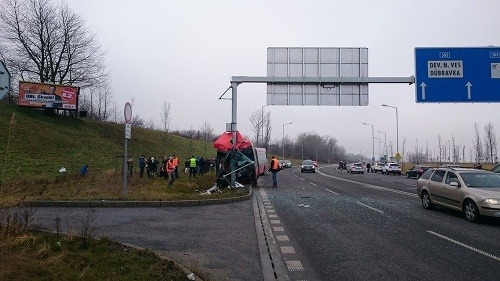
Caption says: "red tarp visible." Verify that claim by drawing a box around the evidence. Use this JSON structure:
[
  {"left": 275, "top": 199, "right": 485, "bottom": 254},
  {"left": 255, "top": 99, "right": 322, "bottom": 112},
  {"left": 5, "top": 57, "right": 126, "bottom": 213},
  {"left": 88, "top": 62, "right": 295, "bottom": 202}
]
[{"left": 213, "top": 131, "right": 252, "bottom": 152}]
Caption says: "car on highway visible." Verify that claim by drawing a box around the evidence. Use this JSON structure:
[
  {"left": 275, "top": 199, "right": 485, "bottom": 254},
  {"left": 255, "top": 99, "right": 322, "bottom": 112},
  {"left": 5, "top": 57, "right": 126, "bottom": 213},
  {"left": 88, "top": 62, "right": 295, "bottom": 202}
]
[
  {"left": 417, "top": 167, "right": 500, "bottom": 222},
  {"left": 406, "top": 165, "right": 431, "bottom": 179},
  {"left": 279, "top": 160, "right": 292, "bottom": 168},
  {"left": 371, "top": 162, "right": 385, "bottom": 173},
  {"left": 347, "top": 162, "right": 365, "bottom": 174},
  {"left": 383, "top": 163, "right": 401, "bottom": 175},
  {"left": 301, "top": 160, "right": 316, "bottom": 173}
]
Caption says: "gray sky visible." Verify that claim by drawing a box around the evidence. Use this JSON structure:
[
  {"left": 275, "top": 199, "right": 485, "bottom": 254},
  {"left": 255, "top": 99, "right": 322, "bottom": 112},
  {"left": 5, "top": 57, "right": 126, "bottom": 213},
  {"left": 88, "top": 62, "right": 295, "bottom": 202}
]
[{"left": 65, "top": 0, "right": 500, "bottom": 161}]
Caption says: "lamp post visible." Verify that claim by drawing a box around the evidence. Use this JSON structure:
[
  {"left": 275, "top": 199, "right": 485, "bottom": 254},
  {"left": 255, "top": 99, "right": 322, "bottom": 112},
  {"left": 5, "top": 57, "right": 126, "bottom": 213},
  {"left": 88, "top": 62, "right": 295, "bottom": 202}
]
[
  {"left": 362, "top": 122, "right": 374, "bottom": 163},
  {"left": 378, "top": 130, "right": 387, "bottom": 161},
  {"left": 382, "top": 104, "right": 399, "bottom": 158},
  {"left": 261, "top": 105, "right": 268, "bottom": 147},
  {"left": 374, "top": 137, "right": 382, "bottom": 160},
  {"left": 282, "top": 122, "right": 293, "bottom": 160}
]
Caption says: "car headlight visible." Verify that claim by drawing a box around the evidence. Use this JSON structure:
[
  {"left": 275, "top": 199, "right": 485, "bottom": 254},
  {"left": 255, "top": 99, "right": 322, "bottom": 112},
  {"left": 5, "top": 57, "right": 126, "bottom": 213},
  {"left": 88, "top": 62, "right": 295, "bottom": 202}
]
[{"left": 483, "top": 198, "right": 500, "bottom": 205}]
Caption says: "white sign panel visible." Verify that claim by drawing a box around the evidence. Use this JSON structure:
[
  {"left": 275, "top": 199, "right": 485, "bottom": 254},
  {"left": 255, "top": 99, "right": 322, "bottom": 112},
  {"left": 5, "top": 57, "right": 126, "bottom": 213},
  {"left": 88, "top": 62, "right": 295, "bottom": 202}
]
[
  {"left": 125, "top": 123, "right": 131, "bottom": 139},
  {"left": 492, "top": 63, "right": 500, "bottom": 78},
  {"left": 266, "top": 47, "right": 369, "bottom": 106},
  {"left": 427, "top": 61, "right": 463, "bottom": 78}
]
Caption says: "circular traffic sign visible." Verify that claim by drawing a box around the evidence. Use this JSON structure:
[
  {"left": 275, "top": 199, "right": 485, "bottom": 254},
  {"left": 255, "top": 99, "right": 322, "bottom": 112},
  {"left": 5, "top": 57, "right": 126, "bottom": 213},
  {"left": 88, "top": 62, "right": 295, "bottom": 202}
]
[{"left": 124, "top": 102, "right": 132, "bottom": 124}]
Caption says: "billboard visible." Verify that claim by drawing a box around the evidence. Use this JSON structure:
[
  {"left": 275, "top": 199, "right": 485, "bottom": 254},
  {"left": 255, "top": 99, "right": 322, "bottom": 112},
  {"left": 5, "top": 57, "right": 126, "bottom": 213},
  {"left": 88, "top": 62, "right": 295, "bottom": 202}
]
[{"left": 18, "top": 82, "right": 79, "bottom": 110}]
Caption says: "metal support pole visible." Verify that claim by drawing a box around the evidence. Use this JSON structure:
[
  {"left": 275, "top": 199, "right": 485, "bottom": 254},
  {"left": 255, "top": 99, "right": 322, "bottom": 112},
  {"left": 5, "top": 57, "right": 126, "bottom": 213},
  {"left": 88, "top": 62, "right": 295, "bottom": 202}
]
[
  {"left": 363, "top": 122, "right": 374, "bottom": 163},
  {"left": 122, "top": 139, "right": 128, "bottom": 199},
  {"left": 230, "top": 82, "right": 238, "bottom": 187}
]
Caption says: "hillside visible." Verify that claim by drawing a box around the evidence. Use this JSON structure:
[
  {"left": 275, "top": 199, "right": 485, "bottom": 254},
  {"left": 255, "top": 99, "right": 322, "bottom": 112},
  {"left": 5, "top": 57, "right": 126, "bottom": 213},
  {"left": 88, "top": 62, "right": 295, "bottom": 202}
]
[{"left": 0, "top": 101, "right": 226, "bottom": 205}]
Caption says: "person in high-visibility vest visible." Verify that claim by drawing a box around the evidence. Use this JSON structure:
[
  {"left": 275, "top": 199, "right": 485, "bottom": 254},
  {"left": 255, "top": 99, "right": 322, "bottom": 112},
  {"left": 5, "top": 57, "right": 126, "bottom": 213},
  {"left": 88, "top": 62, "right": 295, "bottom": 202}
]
[
  {"left": 189, "top": 155, "right": 197, "bottom": 178},
  {"left": 269, "top": 155, "right": 280, "bottom": 188},
  {"left": 172, "top": 154, "right": 179, "bottom": 179},
  {"left": 166, "top": 157, "right": 176, "bottom": 186}
]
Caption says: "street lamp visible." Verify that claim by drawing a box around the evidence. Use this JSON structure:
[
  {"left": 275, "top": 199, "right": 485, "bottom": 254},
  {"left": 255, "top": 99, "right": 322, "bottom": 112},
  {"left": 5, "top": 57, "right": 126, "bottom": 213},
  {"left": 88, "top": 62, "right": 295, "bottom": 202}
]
[
  {"left": 282, "top": 122, "right": 293, "bottom": 160},
  {"left": 382, "top": 104, "right": 399, "bottom": 158},
  {"left": 374, "top": 137, "right": 382, "bottom": 160},
  {"left": 378, "top": 130, "right": 387, "bottom": 161},
  {"left": 261, "top": 105, "right": 268, "bottom": 147},
  {"left": 362, "top": 122, "right": 374, "bottom": 163}
]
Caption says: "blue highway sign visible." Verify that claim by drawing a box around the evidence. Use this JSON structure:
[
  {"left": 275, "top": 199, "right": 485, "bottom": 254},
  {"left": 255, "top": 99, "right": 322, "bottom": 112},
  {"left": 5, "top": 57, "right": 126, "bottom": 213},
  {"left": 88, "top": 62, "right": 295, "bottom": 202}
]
[{"left": 415, "top": 47, "right": 500, "bottom": 103}]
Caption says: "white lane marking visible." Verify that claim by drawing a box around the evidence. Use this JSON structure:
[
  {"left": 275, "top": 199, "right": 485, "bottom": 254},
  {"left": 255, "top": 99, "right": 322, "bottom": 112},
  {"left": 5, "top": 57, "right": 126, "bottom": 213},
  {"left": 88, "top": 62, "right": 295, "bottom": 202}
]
[
  {"left": 276, "top": 235, "right": 290, "bottom": 241},
  {"left": 309, "top": 182, "right": 318, "bottom": 186},
  {"left": 270, "top": 220, "right": 281, "bottom": 224},
  {"left": 285, "top": 260, "right": 304, "bottom": 271},
  {"left": 316, "top": 169, "right": 418, "bottom": 198},
  {"left": 356, "top": 201, "right": 384, "bottom": 214},
  {"left": 281, "top": 246, "right": 296, "bottom": 254},
  {"left": 300, "top": 178, "right": 305, "bottom": 181},
  {"left": 427, "top": 231, "right": 500, "bottom": 262},
  {"left": 325, "top": 188, "right": 339, "bottom": 195}
]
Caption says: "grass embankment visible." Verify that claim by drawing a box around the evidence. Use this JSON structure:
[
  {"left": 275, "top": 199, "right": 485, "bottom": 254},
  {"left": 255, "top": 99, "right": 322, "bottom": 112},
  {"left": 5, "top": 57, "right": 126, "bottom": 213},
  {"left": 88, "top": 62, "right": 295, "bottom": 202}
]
[
  {"left": 0, "top": 230, "right": 188, "bottom": 280},
  {"left": 0, "top": 101, "right": 248, "bottom": 280},
  {"left": 0, "top": 101, "right": 248, "bottom": 207}
]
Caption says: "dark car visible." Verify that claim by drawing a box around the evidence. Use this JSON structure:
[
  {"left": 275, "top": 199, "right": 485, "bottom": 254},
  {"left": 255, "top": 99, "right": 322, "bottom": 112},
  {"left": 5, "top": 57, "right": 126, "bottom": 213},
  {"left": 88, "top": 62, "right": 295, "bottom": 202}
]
[
  {"left": 301, "top": 160, "right": 315, "bottom": 173},
  {"left": 406, "top": 165, "right": 431, "bottom": 179}
]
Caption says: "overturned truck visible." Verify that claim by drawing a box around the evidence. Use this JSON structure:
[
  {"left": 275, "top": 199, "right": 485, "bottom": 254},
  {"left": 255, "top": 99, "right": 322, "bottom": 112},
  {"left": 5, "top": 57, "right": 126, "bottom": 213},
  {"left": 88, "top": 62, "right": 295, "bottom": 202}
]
[{"left": 213, "top": 131, "right": 267, "bottom": 187}]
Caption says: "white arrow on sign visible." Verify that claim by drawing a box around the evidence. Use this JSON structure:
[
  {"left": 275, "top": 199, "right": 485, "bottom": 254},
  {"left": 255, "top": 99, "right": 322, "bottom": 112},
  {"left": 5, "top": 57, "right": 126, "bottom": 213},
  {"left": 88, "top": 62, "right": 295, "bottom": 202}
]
[
  {"left": 465, "top": 82, "right": 473, "bottom": 100},
  {"left": 420, "top": 82, "right": 427, "bottom": 100}
]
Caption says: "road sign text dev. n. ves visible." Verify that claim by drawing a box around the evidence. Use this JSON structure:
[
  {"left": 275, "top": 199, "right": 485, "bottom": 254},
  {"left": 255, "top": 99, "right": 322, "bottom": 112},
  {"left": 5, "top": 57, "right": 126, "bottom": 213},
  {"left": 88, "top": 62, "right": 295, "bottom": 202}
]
[{"left": 415, "top": 47, "right": 500, "bottom": 103}]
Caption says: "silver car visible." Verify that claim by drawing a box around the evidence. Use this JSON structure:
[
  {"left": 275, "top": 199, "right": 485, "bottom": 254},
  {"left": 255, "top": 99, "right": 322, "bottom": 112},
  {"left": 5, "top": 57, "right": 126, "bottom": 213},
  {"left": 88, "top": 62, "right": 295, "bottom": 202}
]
[
  {"left": 417, "top": 167, "right": 500, "bottom": 222},
  {"left": 347, "top": 162, "right": 365, "bottom": 174}
]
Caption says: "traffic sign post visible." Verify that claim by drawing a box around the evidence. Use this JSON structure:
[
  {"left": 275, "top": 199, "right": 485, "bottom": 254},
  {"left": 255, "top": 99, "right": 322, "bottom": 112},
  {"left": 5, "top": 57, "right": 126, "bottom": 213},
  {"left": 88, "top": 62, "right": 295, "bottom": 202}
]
[
  {"left": 123, "top": 102, "right": 132, "bottom": 199},
  {"left": 415, "top": 47, "right": 500, "bottom": 103}
]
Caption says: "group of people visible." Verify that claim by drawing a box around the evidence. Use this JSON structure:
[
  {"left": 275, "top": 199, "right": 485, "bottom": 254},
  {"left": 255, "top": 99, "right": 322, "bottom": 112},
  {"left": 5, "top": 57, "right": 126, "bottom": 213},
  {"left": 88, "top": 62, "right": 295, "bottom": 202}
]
[
  {"left": 134, "top": 155, "right": 216, "bottom": 186},
  {"left": 184, "top": 156, "right": 215, "bottom": 178}
]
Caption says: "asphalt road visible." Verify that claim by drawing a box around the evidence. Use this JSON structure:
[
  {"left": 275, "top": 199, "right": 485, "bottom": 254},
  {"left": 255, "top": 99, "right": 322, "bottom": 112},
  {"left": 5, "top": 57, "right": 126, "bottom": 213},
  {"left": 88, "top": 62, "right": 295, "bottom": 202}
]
[
  {"left": 28, "top": 165, "right": 500, "bottom": 280},
  {"left": 30, "top": 199, "right": 262, "bottom": 281},
  {"left": 261, "top": 165, "right": 500, "bottom": 280}
]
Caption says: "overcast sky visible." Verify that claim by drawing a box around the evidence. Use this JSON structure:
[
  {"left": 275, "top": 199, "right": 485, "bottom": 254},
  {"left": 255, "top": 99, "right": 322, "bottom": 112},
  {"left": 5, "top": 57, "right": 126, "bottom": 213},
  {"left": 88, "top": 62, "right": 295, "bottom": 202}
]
[{"left": 65, "top": 0, "right": 500, "bottom": 161}]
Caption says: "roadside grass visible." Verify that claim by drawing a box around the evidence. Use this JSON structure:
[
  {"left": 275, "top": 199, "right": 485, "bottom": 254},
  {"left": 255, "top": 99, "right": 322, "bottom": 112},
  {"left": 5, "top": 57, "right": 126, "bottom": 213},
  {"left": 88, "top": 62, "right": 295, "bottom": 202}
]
[
  {"left": 0, "top": 101, "right": 249, "bottom": 207},
  {"left": 0, "top": 231, "right": 188, "bottom": 280}
]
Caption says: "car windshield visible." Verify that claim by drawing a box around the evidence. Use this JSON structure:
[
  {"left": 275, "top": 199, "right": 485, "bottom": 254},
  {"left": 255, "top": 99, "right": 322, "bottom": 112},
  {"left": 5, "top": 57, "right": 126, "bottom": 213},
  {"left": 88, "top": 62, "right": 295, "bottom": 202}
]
[
  {"left": 460, "top": 172, "right": 500, "bottom": 188},
  {"left": 354, "top": 163, "right": 363, "bottom": 167},
  {"left": 303, "top": 160, "right": 313, "bottom": 165}
]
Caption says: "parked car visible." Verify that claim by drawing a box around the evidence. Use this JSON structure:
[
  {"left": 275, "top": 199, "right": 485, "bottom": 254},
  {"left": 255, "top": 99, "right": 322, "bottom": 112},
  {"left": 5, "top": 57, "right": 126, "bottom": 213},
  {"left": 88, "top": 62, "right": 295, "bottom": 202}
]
[
  {"left": 301, "top": 160, "right": 316, "bottom": 173},
  {"left": 347, "top": 162, "right": 365, "bottom": 174},
  {"left": 417, "top": 167, "right": 500, "bottom": 222},
  {"left": 406, "top": 165, "right": 431, "bottom": 179},
  {"left": 371, "top": 162, "right": 385, "bottom": 173},
  {"left": 491, "top": 164, "right": 500, "bottom": 174},
  {"left": 383, "top": 163, "right": 401, "bottom": 175}
]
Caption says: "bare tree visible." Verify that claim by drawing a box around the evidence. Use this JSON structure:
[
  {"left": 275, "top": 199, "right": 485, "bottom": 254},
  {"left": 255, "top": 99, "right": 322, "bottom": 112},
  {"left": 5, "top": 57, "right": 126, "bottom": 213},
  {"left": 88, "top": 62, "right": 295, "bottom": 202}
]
[
  {"left": 161, "top": 101, "right": 171, "bottom": 133},
  {"left": 250, "top": 110, "right": 271, "bottom": 148},
  {"left": 93, "top": 83, "right": 113, "bottom": 121},
  {"left": 0, "top": 0, "right": 109, "bottom": 88},
  {"left": 199, "top": 120, "right": 214, "bottom": 142},
  {"left": 437, "top": 134, "right": 443, "bottom": 164},
  {"left": 484, "top": 122, "right": 497, "bottom": 163},
  {"left": 473, "top": 123, "right": 483, "bottom": 163},
  {"left": 131, "top": 115, "right": 145, "bottom": 128}
]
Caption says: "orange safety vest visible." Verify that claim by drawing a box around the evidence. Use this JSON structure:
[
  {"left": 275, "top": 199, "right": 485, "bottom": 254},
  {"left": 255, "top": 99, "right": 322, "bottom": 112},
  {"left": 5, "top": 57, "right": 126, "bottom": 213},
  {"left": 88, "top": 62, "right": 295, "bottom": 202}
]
[{"left": 272, "top": 159, "right": 279, "bottom": 170}]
